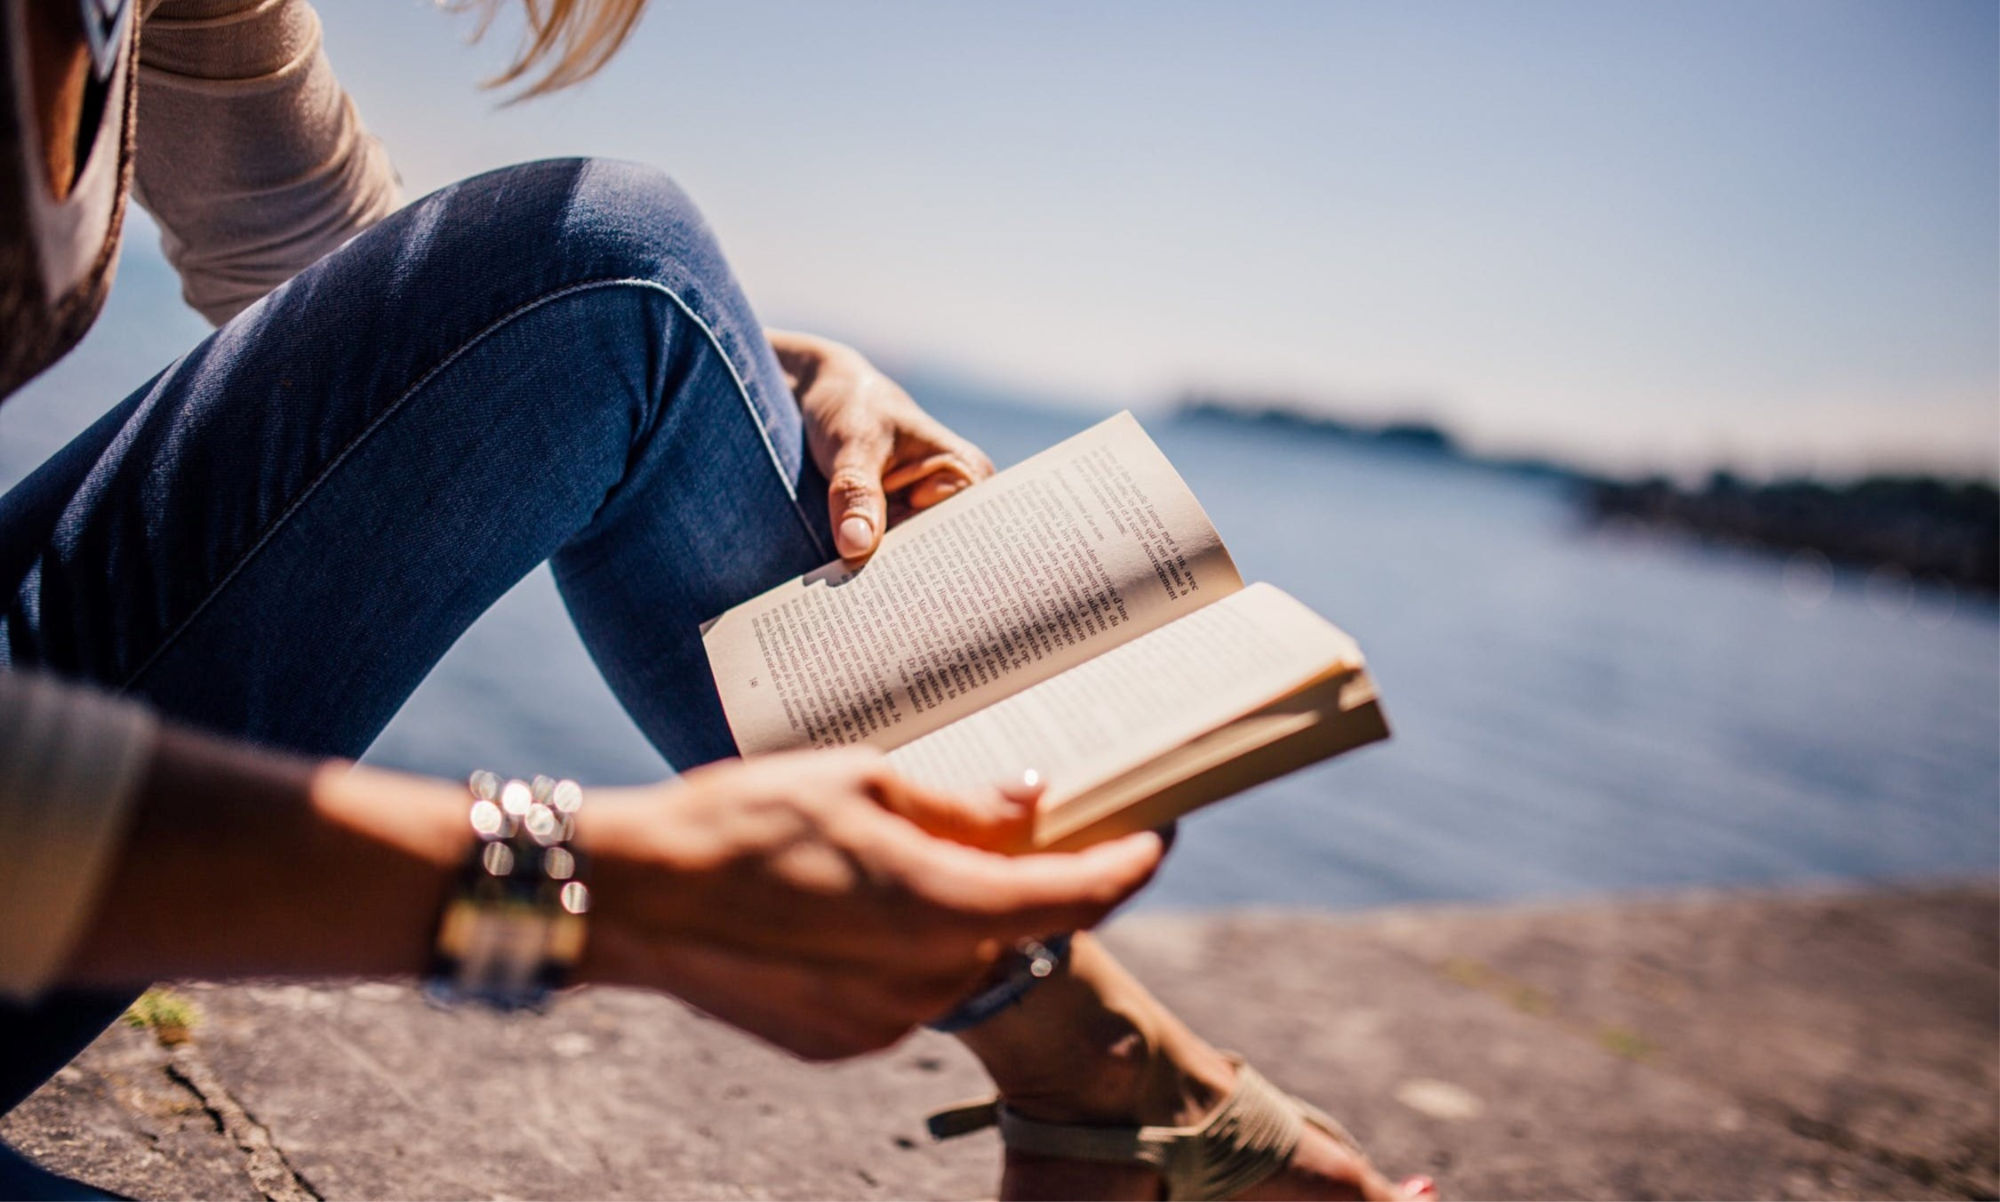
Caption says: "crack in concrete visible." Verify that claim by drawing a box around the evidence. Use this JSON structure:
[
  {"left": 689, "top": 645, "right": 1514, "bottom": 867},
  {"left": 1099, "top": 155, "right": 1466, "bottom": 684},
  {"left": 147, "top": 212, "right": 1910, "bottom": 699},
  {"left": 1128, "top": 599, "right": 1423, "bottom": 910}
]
[{"left": 163, "top": 1044, "right": 321, "bottom": 1202}]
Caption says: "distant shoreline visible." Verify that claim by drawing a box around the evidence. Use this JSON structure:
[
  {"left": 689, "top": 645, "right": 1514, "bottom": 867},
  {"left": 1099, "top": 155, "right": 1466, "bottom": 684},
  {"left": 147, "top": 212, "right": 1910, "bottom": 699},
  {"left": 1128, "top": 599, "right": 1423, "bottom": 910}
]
[{"left": 1176, "top": 398, "right": 1999, "bottom": 595}]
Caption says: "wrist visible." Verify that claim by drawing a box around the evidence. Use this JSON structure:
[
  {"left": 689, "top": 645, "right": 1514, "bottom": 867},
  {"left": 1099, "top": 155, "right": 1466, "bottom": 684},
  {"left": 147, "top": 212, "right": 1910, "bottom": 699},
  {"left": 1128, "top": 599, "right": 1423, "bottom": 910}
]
[
  {"left": 767, "top": 329, "right": 869, "bottom": 393},
  {"left": 306, "top": 761, "right": 472, "bottom": 976},
  {"left": 422, "top": 772, "right": 592, "bottom": 1009},
  {"left": 766, "top": 326, "right": 836, "bottom": 364},
  {"left": 564, "top": 784, "right": 692, "bottom": 988},
  {"left": 311, "top": 761, "right": 471, "bottom": 878}
]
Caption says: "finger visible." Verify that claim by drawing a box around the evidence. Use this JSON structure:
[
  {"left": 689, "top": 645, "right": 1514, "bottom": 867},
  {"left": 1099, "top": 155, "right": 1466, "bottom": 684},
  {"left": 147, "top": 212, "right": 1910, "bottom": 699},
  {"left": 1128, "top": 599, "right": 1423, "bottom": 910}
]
[
  {"left": 995, "top": 768, "right": 1048, "bottom": 810},
  {"left": 906, "top": 472, "right": 970, "bottom": 511},
  {"left": 870, "top": 768, "right": 1042, "bottom": 852},
  {"left": 882, "top": 452, "right": 976, "bottom": 495},
  {"left": 827, "top": 430, "right": 893, "bottom": 560},
  {"left": 927, "top": 431, "right": 997, "bottom": 482},
  {"left": 890, "top": 827, "right": 1168, "bottom": 935}
]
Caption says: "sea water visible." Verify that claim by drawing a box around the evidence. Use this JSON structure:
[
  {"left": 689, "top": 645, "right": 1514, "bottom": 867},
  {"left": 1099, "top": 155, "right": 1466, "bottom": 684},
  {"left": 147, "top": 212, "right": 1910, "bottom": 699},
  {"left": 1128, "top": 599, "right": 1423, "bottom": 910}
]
[
  {"left": 838, "top": 389, "right": 2000, "bottom": 909},
  {"left": 3, "top": 254, "right": 1994, "bottom": 910}
]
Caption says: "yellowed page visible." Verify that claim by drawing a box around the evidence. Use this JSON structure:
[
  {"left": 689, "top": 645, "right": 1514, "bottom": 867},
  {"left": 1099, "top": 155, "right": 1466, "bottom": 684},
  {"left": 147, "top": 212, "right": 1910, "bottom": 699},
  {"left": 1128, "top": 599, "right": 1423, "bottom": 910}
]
[
  {"left": 703, "top": 412, "right": 1243, "bottom": 754},
  {"left": 1030, "top": 668, "right": 1387, "bottom": 851},
  {"left": 885, "top": 583, "right": 1365, "bottom": 810}
]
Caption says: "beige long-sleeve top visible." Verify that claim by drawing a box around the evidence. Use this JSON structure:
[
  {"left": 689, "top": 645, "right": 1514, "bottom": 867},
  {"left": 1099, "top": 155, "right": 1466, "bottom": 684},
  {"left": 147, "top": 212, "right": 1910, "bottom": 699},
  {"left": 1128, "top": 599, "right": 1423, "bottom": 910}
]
[
  {"left": 0, "top": 0, "right": 398, "bottom": 997},
  {"left": 135, "top": 0, "right": 400, "bottom": 322}
]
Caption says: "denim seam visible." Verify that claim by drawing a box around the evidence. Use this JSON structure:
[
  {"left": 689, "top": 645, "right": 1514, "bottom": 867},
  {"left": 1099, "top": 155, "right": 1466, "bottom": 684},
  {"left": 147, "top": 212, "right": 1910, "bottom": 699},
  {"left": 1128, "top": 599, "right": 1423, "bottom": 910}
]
[
  {"left": 119, "top": 275, "right": 824, "bottom": 693},
  {"left": 631, "top": 280, "right": 831, "bottom": 559}
]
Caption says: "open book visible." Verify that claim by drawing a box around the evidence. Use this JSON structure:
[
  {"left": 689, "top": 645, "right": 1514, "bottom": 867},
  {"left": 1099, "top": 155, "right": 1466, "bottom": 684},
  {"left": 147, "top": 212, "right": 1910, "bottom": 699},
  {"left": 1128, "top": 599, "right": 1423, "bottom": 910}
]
[{"left": 701, "top": 412, "right": 1389, "bottom": 852}]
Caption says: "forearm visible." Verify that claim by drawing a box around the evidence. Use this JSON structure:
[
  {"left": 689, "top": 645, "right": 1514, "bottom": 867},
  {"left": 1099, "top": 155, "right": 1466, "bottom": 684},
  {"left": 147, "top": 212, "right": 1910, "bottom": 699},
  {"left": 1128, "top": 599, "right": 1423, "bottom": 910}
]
[{"left": 59, "top": 725, "right": 469, "bottom": 988}]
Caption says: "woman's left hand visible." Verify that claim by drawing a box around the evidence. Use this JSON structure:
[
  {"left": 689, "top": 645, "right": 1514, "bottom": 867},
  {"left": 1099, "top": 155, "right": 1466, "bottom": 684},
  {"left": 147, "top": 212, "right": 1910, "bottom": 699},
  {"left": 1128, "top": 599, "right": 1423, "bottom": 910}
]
[{"left": 769, "top": 329, "right": 996, "bottom": 561}]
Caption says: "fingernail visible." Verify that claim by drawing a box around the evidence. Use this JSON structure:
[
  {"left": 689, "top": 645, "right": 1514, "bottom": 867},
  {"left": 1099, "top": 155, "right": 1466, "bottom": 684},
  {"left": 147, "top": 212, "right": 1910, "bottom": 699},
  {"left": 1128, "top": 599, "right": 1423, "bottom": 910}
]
[
  {"left": 1019, "top": 768, "right": 1041, "bottom": 792},
  {"left": 1401, "top": 1176, "right": 1436, "bottom": 1198},
  {"left": 934, "top": 477, "right": 965, "bottom": 497},
  {"left": 838, "top": 516, "right": 873, "bottom": 554}
]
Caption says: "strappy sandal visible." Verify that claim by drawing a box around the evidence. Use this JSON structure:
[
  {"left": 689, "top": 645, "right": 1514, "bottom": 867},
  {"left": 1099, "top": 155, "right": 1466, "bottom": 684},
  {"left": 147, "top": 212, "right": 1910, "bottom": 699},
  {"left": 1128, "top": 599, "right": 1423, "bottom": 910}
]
[{"left": 926, "top": 1054, "right": 1377, "bottom": 1201}]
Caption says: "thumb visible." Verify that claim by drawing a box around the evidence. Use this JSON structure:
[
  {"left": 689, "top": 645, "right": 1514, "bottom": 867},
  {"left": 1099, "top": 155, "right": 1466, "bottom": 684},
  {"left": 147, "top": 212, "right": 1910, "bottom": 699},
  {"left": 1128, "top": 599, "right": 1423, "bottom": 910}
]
[{"left": 828, "top": 433, "right": 891, "bottom": 560}]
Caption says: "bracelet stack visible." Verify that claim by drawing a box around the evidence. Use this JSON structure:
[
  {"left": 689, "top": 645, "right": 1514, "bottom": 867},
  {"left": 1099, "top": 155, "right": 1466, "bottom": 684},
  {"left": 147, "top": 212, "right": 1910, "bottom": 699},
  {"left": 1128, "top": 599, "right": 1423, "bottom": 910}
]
[{"left": 425, "top": 770, "right": 590, "bottom": 1011}]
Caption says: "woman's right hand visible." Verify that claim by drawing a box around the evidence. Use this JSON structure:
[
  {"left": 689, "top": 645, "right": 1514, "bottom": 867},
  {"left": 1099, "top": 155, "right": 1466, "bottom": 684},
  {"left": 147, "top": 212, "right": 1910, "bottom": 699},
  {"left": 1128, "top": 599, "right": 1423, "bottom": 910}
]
[{"left": 573, "top": 748, "right": 1166, "bottom": 1060}]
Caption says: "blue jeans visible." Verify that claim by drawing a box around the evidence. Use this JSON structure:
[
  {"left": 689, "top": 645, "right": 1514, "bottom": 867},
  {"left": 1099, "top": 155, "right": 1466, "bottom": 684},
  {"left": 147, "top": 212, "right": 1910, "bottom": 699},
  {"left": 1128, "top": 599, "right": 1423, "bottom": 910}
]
[{"left": 0, "top": 159, "right": 832, "bottom": 1120}]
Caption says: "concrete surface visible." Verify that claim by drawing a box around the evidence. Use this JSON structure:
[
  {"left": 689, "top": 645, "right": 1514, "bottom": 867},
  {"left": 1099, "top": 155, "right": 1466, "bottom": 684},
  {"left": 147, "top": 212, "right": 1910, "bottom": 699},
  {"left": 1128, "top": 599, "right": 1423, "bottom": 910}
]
[{"left": 4, "top": 882, "right": 1993, "bottom": 1200}]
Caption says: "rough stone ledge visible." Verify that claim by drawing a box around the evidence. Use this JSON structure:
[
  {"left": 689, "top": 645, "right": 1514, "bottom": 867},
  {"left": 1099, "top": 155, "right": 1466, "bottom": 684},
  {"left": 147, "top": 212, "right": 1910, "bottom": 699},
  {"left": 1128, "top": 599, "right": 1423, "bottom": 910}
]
[{"left": 5, "top": 880, "right": 1993, "bottom": 1200}]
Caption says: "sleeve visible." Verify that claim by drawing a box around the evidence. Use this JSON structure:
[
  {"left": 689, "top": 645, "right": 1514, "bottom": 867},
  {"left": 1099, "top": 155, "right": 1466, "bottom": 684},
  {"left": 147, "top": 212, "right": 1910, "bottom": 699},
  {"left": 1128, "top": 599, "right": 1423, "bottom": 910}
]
[
  {"left": 133, "top": 0, "right": 401, "bottom": 325},
  {"left": 0, "top": 672, "right": 159, "bottom": 1000}
]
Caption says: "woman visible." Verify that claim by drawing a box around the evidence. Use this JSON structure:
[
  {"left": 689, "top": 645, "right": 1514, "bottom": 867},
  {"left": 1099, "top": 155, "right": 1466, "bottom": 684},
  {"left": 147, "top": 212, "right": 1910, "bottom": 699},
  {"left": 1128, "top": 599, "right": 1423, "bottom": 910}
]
[{"left": 0, "top": 0, "right": 1428, "bottom": 1197}]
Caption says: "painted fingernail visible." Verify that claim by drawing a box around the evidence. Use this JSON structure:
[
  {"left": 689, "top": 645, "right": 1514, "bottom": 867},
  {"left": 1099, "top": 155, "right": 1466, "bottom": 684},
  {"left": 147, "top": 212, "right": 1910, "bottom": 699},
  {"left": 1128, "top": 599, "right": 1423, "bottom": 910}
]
[
  {"left": 838, "top": 516, "right": 873, "bottom": 554},
  {"left": 1401, "top": 1176, "right": 1436, "bottom": 1198}
]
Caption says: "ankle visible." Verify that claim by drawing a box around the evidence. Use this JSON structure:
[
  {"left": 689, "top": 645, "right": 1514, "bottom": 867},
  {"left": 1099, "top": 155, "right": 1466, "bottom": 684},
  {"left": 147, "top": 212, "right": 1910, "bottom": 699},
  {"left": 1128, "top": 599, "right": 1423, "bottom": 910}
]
[
  {"left": 955, "top": 935, "right": 1238, "bottom": 1128},
  {"left": 979, "top": 999, "right": 1160, "bottom": 1124}
]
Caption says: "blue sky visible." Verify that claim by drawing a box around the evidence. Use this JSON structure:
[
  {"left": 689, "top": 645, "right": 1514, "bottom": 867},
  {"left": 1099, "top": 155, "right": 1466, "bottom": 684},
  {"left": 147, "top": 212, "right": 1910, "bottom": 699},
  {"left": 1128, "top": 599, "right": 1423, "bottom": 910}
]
[{"left": 126, "top": 2, "right": 2000, "bottom": 477}]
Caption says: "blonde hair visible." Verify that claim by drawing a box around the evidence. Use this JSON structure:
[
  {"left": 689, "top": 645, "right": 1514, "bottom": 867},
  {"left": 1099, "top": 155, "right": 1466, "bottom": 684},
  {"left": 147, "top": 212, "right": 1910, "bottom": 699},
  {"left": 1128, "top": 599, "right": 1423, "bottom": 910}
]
[{"left": 456, "top": 0, "right": 649, "bottom": 99}]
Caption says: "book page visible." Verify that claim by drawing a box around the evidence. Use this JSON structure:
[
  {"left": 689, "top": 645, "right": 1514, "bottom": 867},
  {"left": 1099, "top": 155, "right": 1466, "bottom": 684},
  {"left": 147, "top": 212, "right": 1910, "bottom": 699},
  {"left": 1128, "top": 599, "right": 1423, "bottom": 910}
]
[
  {"left": 704, "top": 412, "right": 1243, "bottom": 755},
  {"left": 884, "top": 583, "right": 1365, "bottom": 809},
  {"left": 1029, "top": 668, "right": 1386, "bottom": 851}
]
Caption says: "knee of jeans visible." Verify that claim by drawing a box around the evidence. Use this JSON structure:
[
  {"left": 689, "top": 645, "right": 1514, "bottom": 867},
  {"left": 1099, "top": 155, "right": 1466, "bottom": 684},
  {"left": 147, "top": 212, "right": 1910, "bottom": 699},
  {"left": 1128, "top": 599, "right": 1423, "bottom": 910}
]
[
  {"left": 391, "top": 159, "right": 733, "bottom": 309},
  {"left": 538, "top": 158, "right": 735, "bottom": 301}
]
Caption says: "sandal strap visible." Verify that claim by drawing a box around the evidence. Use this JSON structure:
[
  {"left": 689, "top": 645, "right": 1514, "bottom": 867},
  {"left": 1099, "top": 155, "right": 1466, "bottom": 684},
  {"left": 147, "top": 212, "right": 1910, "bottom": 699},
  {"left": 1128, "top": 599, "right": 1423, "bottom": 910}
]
[
  {"left": 925, "top": 1097, "right": 1002, "bottom": 1140},
  {"left": 925, "top": 1056, "right": 1318, "bottom": 1202},
  {"left": 998, "top": 1106, "right": 1183, "bottom": 1173},
  {"left": 1158, "top": 1060, "right": 1309, "bottom": 1201}
]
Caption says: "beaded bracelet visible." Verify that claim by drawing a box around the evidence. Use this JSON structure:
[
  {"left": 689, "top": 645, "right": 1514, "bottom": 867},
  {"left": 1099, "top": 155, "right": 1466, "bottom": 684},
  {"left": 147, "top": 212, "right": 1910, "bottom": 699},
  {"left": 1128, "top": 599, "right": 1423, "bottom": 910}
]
[{"left": 424, "top": 771, "right": 591, "bottom": 1011}]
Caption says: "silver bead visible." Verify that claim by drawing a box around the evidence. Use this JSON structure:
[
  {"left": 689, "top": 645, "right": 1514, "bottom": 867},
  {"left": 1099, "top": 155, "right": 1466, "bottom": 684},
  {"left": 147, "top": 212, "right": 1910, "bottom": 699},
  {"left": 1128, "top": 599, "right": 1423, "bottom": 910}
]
[
  {"left": 468, "top": 799, "right": 505, "bottom": 837},
  {"left": 500, "top": 779, "right": 533, "bottom": 817},
  {"left": 480, "top": 841, "right": 516, "bottom": 877}
]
